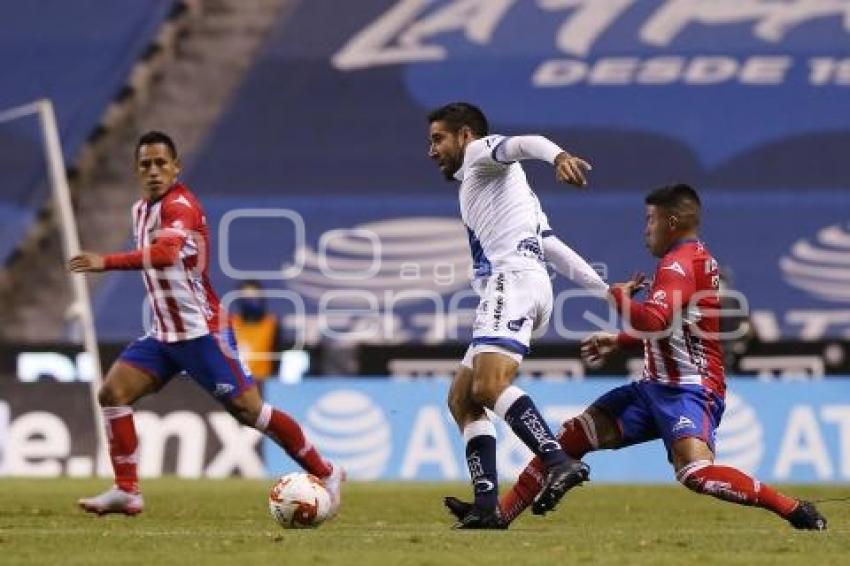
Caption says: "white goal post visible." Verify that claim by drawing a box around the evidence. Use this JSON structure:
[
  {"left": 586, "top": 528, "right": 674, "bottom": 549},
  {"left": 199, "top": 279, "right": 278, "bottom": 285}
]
[{"left": 0, "top": 98, "right": 106, "bottom": 471}]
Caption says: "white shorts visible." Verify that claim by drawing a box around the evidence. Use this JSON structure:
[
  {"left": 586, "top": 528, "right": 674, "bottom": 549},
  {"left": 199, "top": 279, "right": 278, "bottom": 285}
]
[{"left": 461, "top": 270, "right": 552, "bottom": 368}]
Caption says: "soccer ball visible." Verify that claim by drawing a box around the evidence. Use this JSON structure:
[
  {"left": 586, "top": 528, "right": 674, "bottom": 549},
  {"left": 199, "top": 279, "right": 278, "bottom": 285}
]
[{"left": 268, "top": 472, "right": 332, "bottom": 529}]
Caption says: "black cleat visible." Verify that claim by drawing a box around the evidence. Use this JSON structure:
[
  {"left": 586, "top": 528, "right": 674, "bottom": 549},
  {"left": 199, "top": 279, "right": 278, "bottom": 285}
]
[
  {"left": 787, "top": 500, "right": 827, "bottom": 531},
  {"left": 444, "top": 496, "right": 474, "bottom": 522},
  {"left": 531, "top": 460, "right": 590, "bottom": 516},
  {"left": 451, "top": 504, "right": 507, "bottom": 530}
]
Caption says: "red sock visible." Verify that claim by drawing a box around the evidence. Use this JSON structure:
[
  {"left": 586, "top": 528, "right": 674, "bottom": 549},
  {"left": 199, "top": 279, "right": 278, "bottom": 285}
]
[
  {"left": 257, "top": 404, "right": 331, "bottom": 478},
  {"left": 500, "top": 415, "right": 596, "bottom": 522},
  {"left": 678, "top": 462, "right": 798, "bottom": 517},
  {"left": 102, "top": 406, "right": 139, "bottom": 494}
]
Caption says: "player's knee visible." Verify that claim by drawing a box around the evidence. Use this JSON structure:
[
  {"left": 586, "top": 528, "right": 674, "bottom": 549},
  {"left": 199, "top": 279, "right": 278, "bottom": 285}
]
[
  {"left": 224, "top": 386, "right": 264, "bottom": 427},
  {"left": 238, "top": 411, "right": 257, "bottom": 427},
  {"left": 97, "top": 385, "right": 114, "bottom": 407},
  {"left": 225, "top": 398, "right": 261, "bottom": 427},
  {"left": 470, "top": 376, "right": 500, "bottom": 407},
  {"left": 98, "top": 383, "right": 128, "bottom": 406},
  {"left": 447, "top": 393, "right": 465, "bottom": 425},
  {"left": 228, "top": 405, "right": 258, "bottom": 427},
  {"left": 583, "top": 406, "right": 620, "bottom": 449}
]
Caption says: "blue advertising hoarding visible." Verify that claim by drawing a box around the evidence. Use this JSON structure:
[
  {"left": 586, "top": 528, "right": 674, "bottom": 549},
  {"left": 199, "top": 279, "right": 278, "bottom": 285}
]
[{"left": 264, "top": 378, "right": 850, "bottom": 484}]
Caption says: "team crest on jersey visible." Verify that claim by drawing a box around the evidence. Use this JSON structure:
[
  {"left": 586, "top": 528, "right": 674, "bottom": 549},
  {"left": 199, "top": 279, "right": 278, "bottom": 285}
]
[{"left": 662, "top": 261, "right": 686, "bottom": 277}]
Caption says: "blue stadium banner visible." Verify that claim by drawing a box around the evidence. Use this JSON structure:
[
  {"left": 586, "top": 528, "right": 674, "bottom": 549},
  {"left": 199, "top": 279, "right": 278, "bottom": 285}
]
[
  {"left": 92, "top": 0, "right": 850, "bottom": 342},
  {"left": 264, "top": 378, "right": 850, "bottom": 483},
  {"left": 0, "top": 0, "right": 176, "bottom": 262}
]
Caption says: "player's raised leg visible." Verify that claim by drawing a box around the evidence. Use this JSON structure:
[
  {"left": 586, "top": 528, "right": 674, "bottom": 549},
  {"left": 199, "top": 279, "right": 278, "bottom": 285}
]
[
  {"left": 472, "top": 351, "right": 589, "bottom": 516},
  {"left": 78, "top": 357, "right": 161, "bottom": 516},
  {"left": 224, "top": 386, "right": 330, "bottom": 477},
  {"left": 447, "top": 405, "right": 620, "bottom": 525},
  {"left": 673, "top": 438, "right": 827, "bottom": 530},
  {"left": 450, "top": 381, "right": 655, "bottom": 524},
  {"left": 500, "top": 406, "right": 614, "bottom": 523},
  {"left": 656, "top": 382, "right": 827, "bottom": 531},
  {"left": 177, "top": 330, "right": 345, "bottom": 515},
  {"left": 446, "top": 358, "right": 503, "bottom": 529},
  {"left": 183, "top": 328, "right": 345, "bottom": 514}
]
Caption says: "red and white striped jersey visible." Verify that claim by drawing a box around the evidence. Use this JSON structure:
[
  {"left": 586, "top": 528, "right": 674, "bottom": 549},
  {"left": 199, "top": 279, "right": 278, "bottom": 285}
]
[
  {"left": 129, "top": 183, "right": 222, "bottom": 342},
  {"left": 614, "top": 239, "right": 726, "bottom": 397}
]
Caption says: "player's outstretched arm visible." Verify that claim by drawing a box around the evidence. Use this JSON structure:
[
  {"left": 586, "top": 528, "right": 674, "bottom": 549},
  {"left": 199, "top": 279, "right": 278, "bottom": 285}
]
[
  {"left": 493, "top": 135, "right": 592, "bottom": 186},
  {"left": 68, "top": 238, "right": 182, "bottom": 273},
  {"left": 609, "top": 267, "right": 694, "bottom": 334},
  {"left": 542, "top": 235, "right": 607, "bottom": 295}
]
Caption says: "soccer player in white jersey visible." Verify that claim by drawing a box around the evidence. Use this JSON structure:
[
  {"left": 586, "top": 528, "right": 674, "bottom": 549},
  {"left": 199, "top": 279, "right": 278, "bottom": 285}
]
[
  {"left": 69, "top": 131, "right": 343, "bottom": 516},
  {"left": 427, "top": 102, "right": 606, "bottom": 528}
]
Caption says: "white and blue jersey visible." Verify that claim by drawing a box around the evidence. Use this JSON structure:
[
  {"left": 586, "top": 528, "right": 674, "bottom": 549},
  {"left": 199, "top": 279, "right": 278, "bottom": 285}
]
[
  {"left": 456, "top": 135, "right": 557, "bottom": 361},
  {"left": 456, "top": 135, "right": 549, "bottom": 279}
]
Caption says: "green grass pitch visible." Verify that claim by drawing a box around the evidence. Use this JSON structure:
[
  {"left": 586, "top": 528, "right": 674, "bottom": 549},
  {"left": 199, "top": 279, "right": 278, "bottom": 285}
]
[{"left": 1, "top": 479, "right": 847, "bottom": 565}]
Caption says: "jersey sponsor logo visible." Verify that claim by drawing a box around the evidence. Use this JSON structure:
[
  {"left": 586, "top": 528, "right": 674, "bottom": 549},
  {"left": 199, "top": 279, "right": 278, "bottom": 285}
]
[
  {"left": 662, "top": 261, "right": 686, "bottom": 277},
  {"left": 516, "top": 237, "right": 544, "bottom": 262},
  {"left": 780, "top": 222, "right": 850, "bottom": 303}
]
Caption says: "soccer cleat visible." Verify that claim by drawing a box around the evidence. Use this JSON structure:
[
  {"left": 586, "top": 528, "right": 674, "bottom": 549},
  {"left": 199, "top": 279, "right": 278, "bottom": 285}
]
[
  {"left": 531, "top": 460, "right": 590, "bottom": 516},
  {"left": 786, "top": 500, "right": 827, "bottom": 531},
  {"left": 444, "top": 496, "right": 474, "bottom": 522},
  {"left": 322, "top": 461, "right": 346, "bottom": 518},
  {"left": 452, "top": 504, "right": 507, "bottom": 530},
  {"left": 78, "top": 487, "right": 144, "bottom": 516}
]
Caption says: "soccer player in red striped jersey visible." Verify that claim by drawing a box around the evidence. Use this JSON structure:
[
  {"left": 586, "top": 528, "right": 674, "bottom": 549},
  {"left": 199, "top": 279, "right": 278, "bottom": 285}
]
[
  {"left": 70, "top": 131, "right": 344, "bottom": 516},
  {"left": 446, "top": 184, "right": 826, "bottom": 531}
]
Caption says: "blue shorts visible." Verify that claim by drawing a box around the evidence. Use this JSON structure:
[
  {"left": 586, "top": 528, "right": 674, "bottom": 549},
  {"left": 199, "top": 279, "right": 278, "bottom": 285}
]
[
  {"left": 593, "top": 381, "right": 725, "bottom": 456},
  {"left": 117, "top": 328, "right": 255, "bottom": 400}
]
